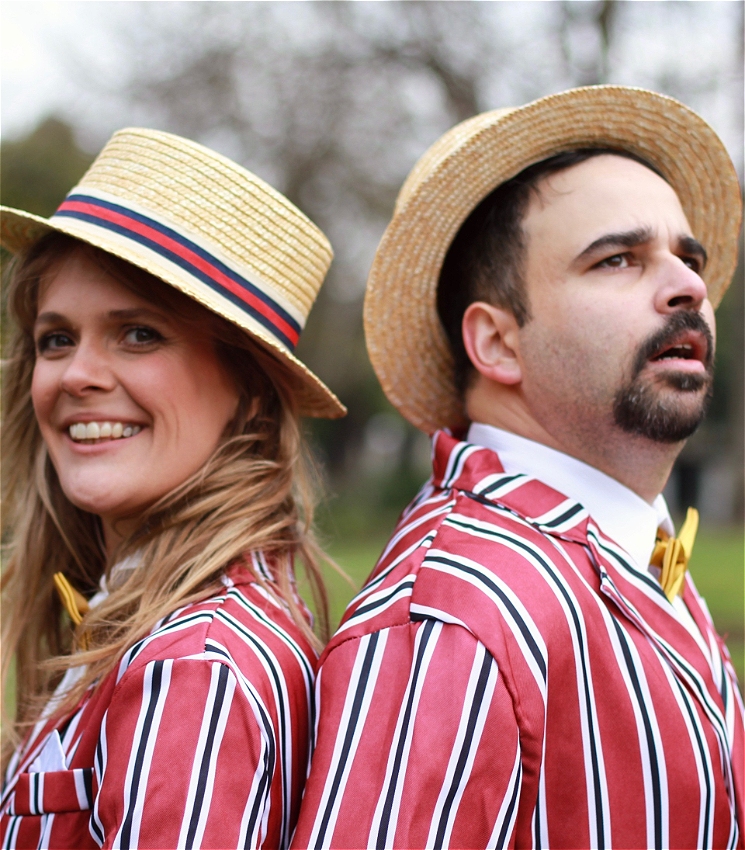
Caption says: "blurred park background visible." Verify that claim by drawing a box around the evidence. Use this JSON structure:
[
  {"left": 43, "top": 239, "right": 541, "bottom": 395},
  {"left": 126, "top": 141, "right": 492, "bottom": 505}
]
[{"left": 1, "top": 1, "right": 743, "bottom": 679}]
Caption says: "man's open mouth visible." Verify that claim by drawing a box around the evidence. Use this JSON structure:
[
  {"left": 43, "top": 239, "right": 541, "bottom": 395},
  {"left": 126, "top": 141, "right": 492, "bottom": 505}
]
[{"left": 649, "top": 331, "right": 707, "bottom": 365}]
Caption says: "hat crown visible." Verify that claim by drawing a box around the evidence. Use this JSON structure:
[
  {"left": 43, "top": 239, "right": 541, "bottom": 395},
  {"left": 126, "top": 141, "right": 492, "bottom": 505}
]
[
  {"left": 395, "top": 108, "right": 515, "bottom": 214},
  {"left": 1, "top": 127, "right": 345, "bottom": 419},
  {"left": 72, "top": 128, "right": 332, "bottom": 319}
]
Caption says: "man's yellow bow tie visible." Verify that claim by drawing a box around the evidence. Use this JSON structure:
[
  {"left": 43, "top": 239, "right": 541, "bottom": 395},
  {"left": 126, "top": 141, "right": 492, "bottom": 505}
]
[{"left": 650, "top": 507, "right": 699, "bottom": 603}]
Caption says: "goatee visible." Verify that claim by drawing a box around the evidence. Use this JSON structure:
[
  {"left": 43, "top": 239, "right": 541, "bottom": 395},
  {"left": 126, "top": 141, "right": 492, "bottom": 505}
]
[{"left": 613, "top": 311, "right": 714, "bottom": 443}]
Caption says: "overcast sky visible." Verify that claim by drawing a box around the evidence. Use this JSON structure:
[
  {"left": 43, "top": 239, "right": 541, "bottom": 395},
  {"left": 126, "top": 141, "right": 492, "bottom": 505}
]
[{"left": 2, "top": 0, "right": 743, "bottom": 164}]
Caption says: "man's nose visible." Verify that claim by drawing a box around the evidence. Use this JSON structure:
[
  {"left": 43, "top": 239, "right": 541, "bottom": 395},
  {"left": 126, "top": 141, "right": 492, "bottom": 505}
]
[
  {"left": 653, "top": 255, "right": 709, "bottom": 314},
  {"left": 60, "top": 342, "right": 117, "bottom": 396}
]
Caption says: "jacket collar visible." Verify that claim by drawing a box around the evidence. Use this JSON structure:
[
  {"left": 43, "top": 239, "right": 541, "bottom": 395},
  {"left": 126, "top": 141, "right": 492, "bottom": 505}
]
[{"left": 431, "top": 430, "right": 591, "bottom": 547}]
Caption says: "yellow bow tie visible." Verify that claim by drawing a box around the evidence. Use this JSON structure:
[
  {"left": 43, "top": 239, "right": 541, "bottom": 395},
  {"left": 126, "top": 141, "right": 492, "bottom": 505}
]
[
  {"left": 650, "top": 507, "right": 699, "bottom": 603},
  {"left": 53, "top": 572, "right": 91, "bottom": 649}
]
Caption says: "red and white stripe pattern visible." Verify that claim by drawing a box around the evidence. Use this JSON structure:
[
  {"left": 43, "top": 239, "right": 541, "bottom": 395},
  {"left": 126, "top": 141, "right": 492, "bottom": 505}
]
[
  {"left": 1, "top": 559, "right": 317, "bottom": 849},
  {"left": 293, "top": 431, "right": 744, "bottom": 849}
]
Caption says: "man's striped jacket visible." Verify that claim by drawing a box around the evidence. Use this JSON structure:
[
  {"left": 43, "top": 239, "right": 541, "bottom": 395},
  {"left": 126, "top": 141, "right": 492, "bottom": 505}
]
[
  {"left": 293, "top": 431, "right": 744, "bottom": 849},
  {"left": 0, "top": 559, "right": 317, "bottom": 849}
]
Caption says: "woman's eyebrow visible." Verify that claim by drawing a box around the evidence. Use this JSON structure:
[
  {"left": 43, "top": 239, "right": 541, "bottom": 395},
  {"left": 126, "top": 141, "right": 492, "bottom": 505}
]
[
  {"left": 575, "top": 226, "right": 654, "bottom": 261},
  {"left": 107, "top": 307, "right": 169, "bottom": 321},
  {"left": 34, "top": 311, "right": 68, "bottom": 328}
]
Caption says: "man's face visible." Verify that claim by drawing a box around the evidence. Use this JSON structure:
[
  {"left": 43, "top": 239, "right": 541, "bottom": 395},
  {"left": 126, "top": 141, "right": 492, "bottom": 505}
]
[{"left": 516, "top": 154, "right": 715, "bottom": 450}]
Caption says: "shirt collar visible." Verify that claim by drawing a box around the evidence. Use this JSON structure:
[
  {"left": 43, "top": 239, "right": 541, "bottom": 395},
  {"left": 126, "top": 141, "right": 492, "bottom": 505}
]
[{"left": 467, "top": 423, "right": 674, "bottom": 570}]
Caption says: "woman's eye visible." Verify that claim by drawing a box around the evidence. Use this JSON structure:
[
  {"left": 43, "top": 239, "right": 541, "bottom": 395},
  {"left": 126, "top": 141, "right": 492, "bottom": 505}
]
[
  {"left": 37, "top": 332, "right": 74, "bottom": 353},
  {"left": 123, "top": 326, "right": 164, "bottom": 346}
]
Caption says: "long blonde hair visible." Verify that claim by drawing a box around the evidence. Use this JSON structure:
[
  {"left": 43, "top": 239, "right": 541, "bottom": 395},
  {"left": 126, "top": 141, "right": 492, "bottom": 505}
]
[{"left": 1, "top": 232, "right": 330, "bottom": 762}]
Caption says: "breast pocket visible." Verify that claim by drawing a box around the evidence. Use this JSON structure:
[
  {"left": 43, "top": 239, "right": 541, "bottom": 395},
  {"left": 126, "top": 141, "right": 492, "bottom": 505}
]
[{"left": 7, "top": 768, "right": 94, "bottom": 816}]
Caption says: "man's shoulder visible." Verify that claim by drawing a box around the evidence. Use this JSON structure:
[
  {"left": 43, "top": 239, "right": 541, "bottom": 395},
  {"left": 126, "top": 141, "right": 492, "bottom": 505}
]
[{"left": 325, "top": 455, "right": 593, "bottom": 659}]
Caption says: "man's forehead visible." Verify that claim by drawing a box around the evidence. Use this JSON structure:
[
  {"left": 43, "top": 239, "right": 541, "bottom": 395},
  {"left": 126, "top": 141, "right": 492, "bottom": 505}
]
[{"left": 523, "top": 154, "right": 695, "bottom": 251}]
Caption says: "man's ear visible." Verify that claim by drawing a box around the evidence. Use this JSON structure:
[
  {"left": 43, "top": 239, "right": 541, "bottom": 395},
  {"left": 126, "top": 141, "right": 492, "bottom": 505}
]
[{"left": 462, "top": 301, "right": 522, "bottom": 385}]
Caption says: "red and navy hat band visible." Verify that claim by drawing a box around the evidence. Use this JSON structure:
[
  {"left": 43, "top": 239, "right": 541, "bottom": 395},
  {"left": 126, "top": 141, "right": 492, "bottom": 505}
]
[{"left": 54, "top": 194, "right": 302, "bottom": 351}]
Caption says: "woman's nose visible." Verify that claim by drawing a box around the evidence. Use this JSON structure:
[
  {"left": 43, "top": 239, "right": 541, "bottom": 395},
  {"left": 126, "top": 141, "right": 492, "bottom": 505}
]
[{"left": 60, "top": 342, "right": 116, "bottom": 396}]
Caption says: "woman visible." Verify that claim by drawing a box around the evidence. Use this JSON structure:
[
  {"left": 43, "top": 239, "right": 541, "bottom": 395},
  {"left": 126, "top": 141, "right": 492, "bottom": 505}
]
[{"left": 0, "top": 128, "right": 345, "bottom": 849}]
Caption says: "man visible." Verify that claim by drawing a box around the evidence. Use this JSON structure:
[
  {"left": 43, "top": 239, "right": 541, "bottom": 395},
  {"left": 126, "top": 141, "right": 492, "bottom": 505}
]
[{"left": 293, "top": 87, "right": 744, "bottom": 849}]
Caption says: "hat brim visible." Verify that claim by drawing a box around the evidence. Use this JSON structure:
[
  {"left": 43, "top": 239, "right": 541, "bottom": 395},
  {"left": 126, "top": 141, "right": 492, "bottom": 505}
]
[
  {"left": 1, "top": 206, "right": 346, "bottom": 419},
  {"left": 364, "top": 85, "right": 743, "bottom": 434}
]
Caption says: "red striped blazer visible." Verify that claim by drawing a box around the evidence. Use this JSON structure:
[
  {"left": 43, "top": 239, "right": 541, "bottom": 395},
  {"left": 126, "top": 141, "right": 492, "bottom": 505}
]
[
  {"left": 293, "top": 431, "right": 744, "bottom": 849},
  {"left": 1, "top": 558, "right": 317, "bottom": 849}
]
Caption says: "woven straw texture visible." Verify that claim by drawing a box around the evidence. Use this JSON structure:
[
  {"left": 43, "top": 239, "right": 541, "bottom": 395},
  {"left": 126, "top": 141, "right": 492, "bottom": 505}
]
[
  {"left": 364, "top": 86, "right": 742, "bottom": 434},
  {"left": 1, "top": 128, "right": 345, "bottom": 419}
]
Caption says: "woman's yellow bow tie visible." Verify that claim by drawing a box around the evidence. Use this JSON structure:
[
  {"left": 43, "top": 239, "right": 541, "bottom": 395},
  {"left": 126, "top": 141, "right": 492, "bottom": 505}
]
[
  {"left": 53, "top": 572, "right": 91, "bottom": 649},
  {"left": 650, "top": 507, "right": 699, "bottom": 603}
]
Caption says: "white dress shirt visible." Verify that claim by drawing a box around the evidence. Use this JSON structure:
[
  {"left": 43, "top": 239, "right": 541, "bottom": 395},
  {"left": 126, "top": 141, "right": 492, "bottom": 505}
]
[{"left": 467, "top": 423, "right": 707, "bottom": 647}]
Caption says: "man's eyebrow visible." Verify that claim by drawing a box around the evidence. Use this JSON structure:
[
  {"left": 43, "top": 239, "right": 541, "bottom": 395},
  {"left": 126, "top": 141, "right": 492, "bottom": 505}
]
[
  {"left": 678, "top": 235, "right": 707, "bottom": 269},
  {"left": 576, "top": 226, "right": 654, "bottom": 261}
]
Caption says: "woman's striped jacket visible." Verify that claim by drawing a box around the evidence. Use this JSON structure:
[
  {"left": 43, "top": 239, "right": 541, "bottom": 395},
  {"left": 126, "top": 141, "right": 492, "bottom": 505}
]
[
  {"left": 293, "top": 431, "right": 744, "bottom": 849},
  {"left": 0, "top": 559, "right": 317, "bottom": 849}
]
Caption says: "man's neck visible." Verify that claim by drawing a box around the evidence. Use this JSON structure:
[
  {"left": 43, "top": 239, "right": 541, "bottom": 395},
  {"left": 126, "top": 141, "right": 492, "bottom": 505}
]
[{"left": 465, "top": 380, "right": 682, "bottom": 505}]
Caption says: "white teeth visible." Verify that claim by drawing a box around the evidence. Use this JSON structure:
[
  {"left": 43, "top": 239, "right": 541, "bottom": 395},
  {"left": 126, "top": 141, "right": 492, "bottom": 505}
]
[{"left": 67, "top": 421, "right": 140, "bottom": 442}]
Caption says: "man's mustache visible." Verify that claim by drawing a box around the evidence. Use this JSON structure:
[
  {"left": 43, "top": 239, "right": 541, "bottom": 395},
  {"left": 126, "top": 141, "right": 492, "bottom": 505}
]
[{"left": 630, "top": 310, "right": 714, "bottom": 379}]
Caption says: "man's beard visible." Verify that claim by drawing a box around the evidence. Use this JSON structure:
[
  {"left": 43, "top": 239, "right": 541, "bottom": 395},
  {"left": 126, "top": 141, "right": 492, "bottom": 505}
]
[{"left": 613, "top": 311, "right": 714, "bottom": 444}]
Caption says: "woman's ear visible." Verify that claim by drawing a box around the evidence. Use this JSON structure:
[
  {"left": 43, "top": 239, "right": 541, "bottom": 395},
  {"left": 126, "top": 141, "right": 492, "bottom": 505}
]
[{"left": 462, "top": 301, "right": 522, "bottom": 386}]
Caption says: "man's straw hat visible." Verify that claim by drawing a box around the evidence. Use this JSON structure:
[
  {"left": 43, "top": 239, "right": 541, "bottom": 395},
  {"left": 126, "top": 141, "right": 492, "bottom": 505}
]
[
  {"left": 364, "top": 85, "right": 742, "bottom": 434},
  {"left": 1, "top": 128, "right": 346, "bottom": 418}
]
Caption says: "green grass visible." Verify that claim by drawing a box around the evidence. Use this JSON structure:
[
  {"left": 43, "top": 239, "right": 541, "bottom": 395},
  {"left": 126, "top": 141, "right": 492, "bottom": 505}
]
[
  {"left": 317, "top": 527, "right": 745, "bottom": 685},
  {"left": 688, "top": 528, "right": 744, "bottom": 685}
]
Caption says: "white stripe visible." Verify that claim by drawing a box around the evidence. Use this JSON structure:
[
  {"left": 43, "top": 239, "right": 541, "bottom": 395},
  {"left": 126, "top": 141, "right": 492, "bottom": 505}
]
[
  {"left": 335, "top": 575, "right": 415, "bottom": 635},
  {"left": 541, "top": 537, "right": 612, "bottom": 848},
  {"left": 176, "top": 664, "right": 237, "bottom": 849},
  {"left": 425, "top": 643, "right": 499, "bottom": 848},
  {"left": 215, "top": 608, "right": 296, "bottom": 842},
  {"left": 233, "top": 679, "right": 275, "bottom": 849},
  {"left": 486, "top": 742, "right": 522, "bottom": 849},
  {"left": 368, "top": 621, "right": 442, "bottom": 847},
  {"left": 472, "top": 472, "right": 529, "bottom": 499},
  {"left": 111, "top": 659, "right": 173, "bottom": 849},
  {"left": 73, "top": 769, "right": 90, "bottom": 810},
  {"left": 307, "top": 630, "right": 389, "bottom": 850},
  {"left": 658, "top": 656, "right": 710, "bottom": 847}
]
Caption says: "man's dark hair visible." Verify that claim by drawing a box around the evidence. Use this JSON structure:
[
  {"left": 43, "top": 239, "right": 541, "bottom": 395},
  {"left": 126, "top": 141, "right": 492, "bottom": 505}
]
[{"left": 436, "top": 147, "right": 666, "bottom": 395}]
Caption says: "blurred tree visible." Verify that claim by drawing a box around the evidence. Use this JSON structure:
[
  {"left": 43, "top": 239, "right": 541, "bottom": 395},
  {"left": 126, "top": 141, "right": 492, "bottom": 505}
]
[
  {"left": 4, "top": 1, "right": 742, "bottom": 525},
  {"left": 0, "top": 117, "right": 93, "bottom": 216}
]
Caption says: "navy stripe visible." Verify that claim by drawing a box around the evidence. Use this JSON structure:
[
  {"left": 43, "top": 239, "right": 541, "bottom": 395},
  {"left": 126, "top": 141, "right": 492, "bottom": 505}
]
[
  {"left": 55, "top": 194, "right": 301, "bottom": 350},
  {"left": 184, "top": 665, "right": 230, "bottom": 849},
  {"left": 315, "top": 632, "right": 381, "bottom": 846}
]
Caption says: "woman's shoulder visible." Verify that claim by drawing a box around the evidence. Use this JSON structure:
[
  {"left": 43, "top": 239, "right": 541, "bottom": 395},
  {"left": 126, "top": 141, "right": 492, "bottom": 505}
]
[{"left": 113, "top": 560, "right": 317, "bottom": 692}]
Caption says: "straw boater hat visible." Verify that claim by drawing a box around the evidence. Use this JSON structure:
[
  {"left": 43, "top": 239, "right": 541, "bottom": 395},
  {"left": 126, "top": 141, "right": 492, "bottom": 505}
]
[
  {"left": 364, "top": 85, "right": 742, "bottom": 434},
  {"left": 1, "top": 127, "right": 346, "bottom": 418}
]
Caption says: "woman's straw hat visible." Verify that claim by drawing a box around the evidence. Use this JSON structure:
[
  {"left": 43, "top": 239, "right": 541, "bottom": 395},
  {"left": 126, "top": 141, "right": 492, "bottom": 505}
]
[
  {"left": 364, "top": 85, "right": 742, "bottom": 434},
  {"left": 1, "top": 128, "right": 346, "bottom": 418}
]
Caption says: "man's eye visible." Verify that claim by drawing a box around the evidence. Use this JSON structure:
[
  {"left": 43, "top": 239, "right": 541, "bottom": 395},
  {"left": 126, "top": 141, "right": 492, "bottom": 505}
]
[
  {"left": 123, "top": 326, "right": 164, "bottom": 346},
  {"left": 597, "top": 253, "right": 630, "bottom": 269},
  {"left": 681, "top": 256, "right": 702, "bottom": 274},
  {"left": 37, "top": 332, "right": 74, "bottom": 353}
]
